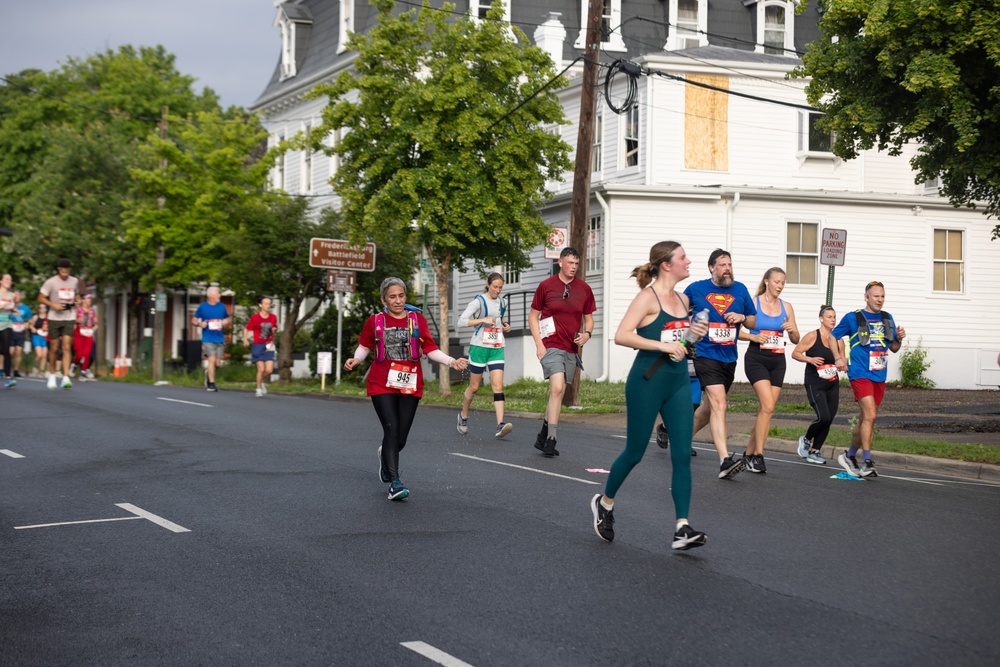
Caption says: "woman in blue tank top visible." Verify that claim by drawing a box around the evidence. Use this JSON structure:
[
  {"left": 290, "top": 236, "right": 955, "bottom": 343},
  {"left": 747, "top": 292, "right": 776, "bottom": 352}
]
[
  {"left": 738, "top": 267, "right": 800, "bottom": 473},
  {"left": 590, "top": 241, "right": 710, "bottom": 551}
]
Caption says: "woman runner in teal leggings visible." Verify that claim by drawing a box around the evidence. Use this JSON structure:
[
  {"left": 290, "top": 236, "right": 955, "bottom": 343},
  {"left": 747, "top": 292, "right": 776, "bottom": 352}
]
[{"left": 590, "top": 241, "right": 710, "bottom": 550}]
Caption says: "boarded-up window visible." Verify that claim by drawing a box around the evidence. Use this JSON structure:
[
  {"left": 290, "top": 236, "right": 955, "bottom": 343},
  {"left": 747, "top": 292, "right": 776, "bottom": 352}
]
[
  {"left": 786, "top": 222, "right": 818, "bottom": 285},
  {"left": 684, "top": 75, "right": 728, "bottom": 171},
  {"left": 933, "top": 229, "right": 964, "bottom": 292}
]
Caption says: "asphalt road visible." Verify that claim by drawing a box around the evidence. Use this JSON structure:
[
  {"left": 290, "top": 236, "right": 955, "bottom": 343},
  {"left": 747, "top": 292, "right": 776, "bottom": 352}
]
[{"left": 2, "top": 379, "right": 999, "bottom": 666}]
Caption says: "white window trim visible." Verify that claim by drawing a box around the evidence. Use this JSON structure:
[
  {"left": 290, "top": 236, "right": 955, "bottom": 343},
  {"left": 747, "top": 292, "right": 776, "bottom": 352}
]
[
  {"left": 620, "top": 104, "right": 640, "bottom": 171},
  {"left": 592, "top": 103, "right": 603, "bottom": 174},
  {"left": 272, "top": 132, "right": 286, "bottom": 190},
  {"left": 300, "top": 122, "right": 313, "bottom": 195},
  {"left": 797, "top": 110, "right": 840, "bottom": 163},
  {"left": 471, "top": 0, "right": 511, "bottom": 25},
  {"left": 338, "top": 0, "right": 354, "bottom": 54},
  {"left": 785, "top": 219, "right": 821, "bottom": 286},
  {"left": 279, "top": 19, "right": 296, "bottom": 79},
  {"left": 586, "top": 214, "right": 604, "bottom": 276},
  {"left": 931, "top": 226, "right": 966, "bottom": 294},
  {"left": 666, "top": 0, "right": 708, "bottom": 51},
  {"left": 575, "top": 0, "right": 626, "bottom": 53},
  {"left": 754, "top": 0, "right": 796, "bottom": 57}
]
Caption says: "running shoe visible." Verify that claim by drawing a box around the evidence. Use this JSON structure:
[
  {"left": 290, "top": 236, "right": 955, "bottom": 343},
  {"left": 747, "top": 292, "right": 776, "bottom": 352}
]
[
  {"left": 378, "top": 445, "right": 390, "bottom": 483},
  {"left": 84, "top": 369, "right": 94, "bottom": 380},
  {"left": 388, "top": 479, "right": 409, "bottom": 501},
  {"left": 542, "top": 437, "right": 559, "bottom": 457},
  {"left": 4, "top": 378, "right": 15, "bottom": 388},
  {"left": 860, "top": 458, "right": 879, "bottom": 478},
  {"left": 743, "top": 452, "right": 759, "bottom": 473},
  {"left": 495, "top": 422, "right": 513, "bottom": 439},
  {"left": 805, "top": 451, "right": 827, "bottom": 465},
  {"left": 47, "top": 374, "right": 57, "bottom": 390},
  {"left": 797, "top": 436, "right": 810, "bottom": 459},
  {"left": 672, "top": 523, "right": 708, "bottom": 551},
  {"left": 206, "top": 382, "right": 218, "bottom": 392},
  {"left": 590, "top": 494, "right": 615, "bottom": 542},
  {"left": 754, "top": 454, "right": 767, "bottom": 474},
  {"left": 61, "top": 376, "right": 72, "bottom": 389},
  {"left": 12, "top": 370, "right": 20, "bottom": 378},
  {"left": 457, "top": 413, "right": 469, "bottom": 435},
  {"left": 255, "top": 388, "right": 264, "bottom": 398},
  {"left": 533, "top": 432, "right": 547, "bottom": 452},
  {"left": 838, "top": 453, "right": 862, "bottom": 478},
  {"left": 718, "top": 454, "right": 746, "bottom": 479},
  {"left": 261, "top": 383, "right": 267, "bottom": 395},
  {"left": 656, "top": 423, "right": 669, "bottom": 449}
]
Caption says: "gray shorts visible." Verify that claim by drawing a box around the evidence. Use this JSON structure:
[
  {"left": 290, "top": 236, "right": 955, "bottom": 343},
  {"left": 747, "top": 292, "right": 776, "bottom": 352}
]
[
  {"left": 202, "top": 342, "right": 225, "bottom": 359},
  {"left": 540, "top": 347, "right": 582, "bottom": 382}
]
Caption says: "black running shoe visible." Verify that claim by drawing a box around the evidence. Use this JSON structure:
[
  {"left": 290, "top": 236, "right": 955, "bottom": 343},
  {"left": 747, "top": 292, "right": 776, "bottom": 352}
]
[
  {"left": 542, "top": 437, "right": 559, "bottom": 457},
  {"left": 743, "top": 452, "right": 760, "bottom": 473},
  {"left": 755, "top": 454, "right": 767, "bottom": 474},
  {"left": 672, "top": 523, "right": 707, "bottom": 550},
  {"left": 388, "top": 479, "right": 409, "bottom": 501},
  {"left": 860, "top": 458, "right": 878, "bottom": 477},
  {"left": 718, "top": 454, "right": 746, "bottom": 479},
  {"left": 656, "top": 423, "right": 669, "bottom": 449},
  {"left": 378, "top": 446, "right": 390, "bottom": 484},
  {"left": 591, "top": 494, "right": 614, "bottom": 542},
  {"left": 533, "top": 432, "right": 546, "bottom": 452}
]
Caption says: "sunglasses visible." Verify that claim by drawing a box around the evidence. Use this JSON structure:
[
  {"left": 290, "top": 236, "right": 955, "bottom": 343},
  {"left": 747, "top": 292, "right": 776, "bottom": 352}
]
[
  {"left": 867, "top": 281, "right": 884, "bottom": 288},
  {"left": 562, "top": 284, "right": 571, "bottom": 300}
]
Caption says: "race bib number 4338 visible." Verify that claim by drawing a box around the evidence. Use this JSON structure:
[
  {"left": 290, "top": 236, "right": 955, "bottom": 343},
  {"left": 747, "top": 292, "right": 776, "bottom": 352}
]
[{"left": 707, "top": 322, "right": 735, "bottom": 345}]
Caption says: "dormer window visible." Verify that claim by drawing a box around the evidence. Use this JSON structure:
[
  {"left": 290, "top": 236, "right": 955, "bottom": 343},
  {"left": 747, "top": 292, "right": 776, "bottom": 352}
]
[
  {"left": 472, "top": 0, "right": 511, "bottom": 24},
  {"left": 274, "top": 2, "right": 314, "bottom": 81},
  {"left": 338, "top": 0, "right": 354, "bottom": 54},
  {"left": 575, "top": 0, "right": 626, "bottom": 52},
  {"left": 750, "top": 0, "right": 796, "bottom": 56}
]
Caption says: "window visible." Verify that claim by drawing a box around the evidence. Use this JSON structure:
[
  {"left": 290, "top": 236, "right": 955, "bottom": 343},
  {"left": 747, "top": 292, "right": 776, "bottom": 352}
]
[
  {"left": 472, "top": 0, "right": 511, "bottom": 23},
  {"left": 923, "top": 175, "right": 942, "bottom": 194},
  {"left": 338, "top": 0, "right": 354, "bottom": 54},
  {"left": 503, "top": 262, "right": 521, "bottom": 287},
  {"left": 933, "top": 229, "right": 964, "bottom": 292},
  {"left": 786, "top": 222, "right": 818, "bottom": 285},
  {"left": 592, "top": 104, "right": 603, "bottom": 172},
  {"left": 273, "top": 132, "right": 286, "bottom": 190},
  {"left": 329, "top": 127, "right": 342, "bottom": 176},
  {"left": 575, "top": 0, "right": 625, "bottom": 52},
  {"left": 280, "top": 20, "right": 296, "bottom": 79},
  {"left": 301, "top": 123, "right": 313, "bottom": 195},
  {"left": 623, "top": 105, "right": 639, "bottom": 168},
  {"left": 754, "top": 1, "right": 795, "bottom": 56},
  {"left": 667, "top": 0, "right": 707, "bottom": 50},
  {"left": 798, "top": 111, "right": 835, "bottom": 156},
  {"left": 587, "top": 214, "right": 603, "bottom": 275}
]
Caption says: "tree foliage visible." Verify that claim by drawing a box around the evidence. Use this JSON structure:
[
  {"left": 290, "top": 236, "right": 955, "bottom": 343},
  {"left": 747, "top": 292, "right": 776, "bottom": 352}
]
[{"left": 798, "top": 0, "right": 1000, "bottom": 236}]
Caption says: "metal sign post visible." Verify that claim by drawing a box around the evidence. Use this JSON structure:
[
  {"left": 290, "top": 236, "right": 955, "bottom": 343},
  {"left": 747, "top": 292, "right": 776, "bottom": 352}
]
[{"left": 820, "top": 228, "right": 847, "bottom": 306}]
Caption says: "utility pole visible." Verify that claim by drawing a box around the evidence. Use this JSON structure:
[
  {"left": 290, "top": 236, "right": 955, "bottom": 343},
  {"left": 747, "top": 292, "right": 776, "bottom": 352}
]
[
  {"left": 152, "top": 106, "right": 168, "bottom": 383},
  {"left": 564, "top": 0, "right": 602, "bottom": 407}
]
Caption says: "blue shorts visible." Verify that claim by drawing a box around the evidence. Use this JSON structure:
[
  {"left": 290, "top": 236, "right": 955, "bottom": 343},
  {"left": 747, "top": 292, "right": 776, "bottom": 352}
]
[
  {"left": 32, "top": 334, "right": 48, "bottom": 349},
  {"left": 251, "top": 343, "right": 275, "bottom": 363}
]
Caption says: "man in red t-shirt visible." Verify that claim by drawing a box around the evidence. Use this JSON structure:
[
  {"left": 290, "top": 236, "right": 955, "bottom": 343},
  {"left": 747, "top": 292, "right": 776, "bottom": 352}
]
[{"left": 528, "top": 247, "right": 596, "bottom": 456}]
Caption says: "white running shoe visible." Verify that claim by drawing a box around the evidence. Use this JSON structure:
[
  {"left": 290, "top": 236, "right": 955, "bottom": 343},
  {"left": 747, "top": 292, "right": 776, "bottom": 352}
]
[
  {"left": 61, "top": 376, "right": 72, "bottom": 389},
  {"left": 797, "top": 436, "right": 810, "bottom": 459},
  {"left": 255, "top": 388, "right": 264, "bottom": 398},
  {"left": 261, "top": 383, "right": 267, "bottom": 395},
  {"left": 47, "top": 374, "right": 58, "bottom": 390}
]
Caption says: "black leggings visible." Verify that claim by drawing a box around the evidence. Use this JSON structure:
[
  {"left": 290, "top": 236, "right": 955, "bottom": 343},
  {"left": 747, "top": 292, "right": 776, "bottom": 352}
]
[
  {"left": 804, "top": 380, "right": 839, "bottom": 448},
  {"left": 370, "top": 393, "right": 420, "bottom": 481},
  {"left": 0, "top": 328, "right": 11, "bottom": 376}
]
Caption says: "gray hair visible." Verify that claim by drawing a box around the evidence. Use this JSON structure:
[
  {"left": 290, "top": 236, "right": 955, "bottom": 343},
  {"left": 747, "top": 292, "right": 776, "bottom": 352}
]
[
  {"left": 379, "top": 276, "right": 406, "bottom": 301},
  {"left": 206, "top": 286, "right": 221, "bottom": 297}
]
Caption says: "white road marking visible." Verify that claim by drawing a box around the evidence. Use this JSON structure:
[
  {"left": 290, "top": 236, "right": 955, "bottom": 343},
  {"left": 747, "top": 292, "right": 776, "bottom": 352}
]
[
  {"left": 401, "top": 641, "right": 475, "bottom": 667},
  {"left": 156, "top": 397, "right": 213, "bottom": 408},
  {"left": 1, "top": 449, "right": 25, "bottom": 458},
  {"left": 451, "top": 453, "right": 600, "bottom": 485},
  {"left": 14, "top": 504, "right": 190, "bottom": 533},
  {"left": 116, "top": 503, "right": 191, "bottom": 532}
]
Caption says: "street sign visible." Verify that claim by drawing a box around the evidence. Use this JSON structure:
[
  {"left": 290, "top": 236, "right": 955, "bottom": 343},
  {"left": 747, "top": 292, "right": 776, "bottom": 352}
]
[
  {"left": 420, "top": 258, "right": 435, "bottom": 286},
  {"left": 544, "top": 227, "right": 568, "bottom": 260},
  {"left": 155, "top": 293, "right": 167, "bottom": 312},
  {"left": 326, "top": 270, "right": 356, "bottom": 293},
  {"left": 309, "top": 238, "right": 377, "bottom": 271},
  {"left": 316, "top": 351, "right": 333, "bottom": 375},
  {"left": 820, "top": 228, "right": 847, "bottom": 266}
]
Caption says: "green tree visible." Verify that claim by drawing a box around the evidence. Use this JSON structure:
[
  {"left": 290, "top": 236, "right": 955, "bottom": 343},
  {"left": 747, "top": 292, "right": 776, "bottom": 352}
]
[
  {"left": 309, "top": 0, "right": 572, "bottom": 395},
  {"left": 797, "top": 0, "right": 1000, "bottom": 235}
]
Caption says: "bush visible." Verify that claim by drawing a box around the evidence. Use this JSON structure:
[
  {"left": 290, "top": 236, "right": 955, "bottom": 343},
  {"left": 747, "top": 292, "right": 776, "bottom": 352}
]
[{"left": 898, "top": 338, "right": 935, "bottom": 389}]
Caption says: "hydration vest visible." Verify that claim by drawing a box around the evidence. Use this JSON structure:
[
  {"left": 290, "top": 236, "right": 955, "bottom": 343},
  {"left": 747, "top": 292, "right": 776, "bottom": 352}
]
[
  {"left": 473, "top": 294, "right": 507, "bottom": 337},
  {"left": 854, "top": 309, "right": 895, "bottom": 347},
  {"left": 373, "top": 309, "right": 422, "bottom": 363}
]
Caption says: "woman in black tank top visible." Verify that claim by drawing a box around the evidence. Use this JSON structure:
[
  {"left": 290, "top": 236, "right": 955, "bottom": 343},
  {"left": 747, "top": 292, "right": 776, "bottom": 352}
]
[{"left": 791, "top": 305, "right": 845, "bottom": 464}]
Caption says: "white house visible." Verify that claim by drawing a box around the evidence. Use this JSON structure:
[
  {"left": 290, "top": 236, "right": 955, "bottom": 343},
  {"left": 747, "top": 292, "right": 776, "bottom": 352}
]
[{"left": 251, "top": 0, "right": 1000, "bottom": 390}]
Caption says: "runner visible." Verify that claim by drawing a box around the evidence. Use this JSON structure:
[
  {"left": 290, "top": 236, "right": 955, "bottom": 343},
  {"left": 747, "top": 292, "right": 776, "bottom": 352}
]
[
  {"left": 344, "top": 277, "right": 469, "bottom": 501},
  {"left": 0, "top": 274, "right": 14, "bottom": 387},
  {"left": 528, "top": 247, "right": 596, "bottom": 457},
  {"left": 192, "top": 286, "right": 230, "bottom": 392},
  {"left": 456, "top": 273, "right": 513, "bottom": 439},
  {"left": 591, "top": 241, "right": 709, "bottom": 550},
  {"left": 38, "top": 259, "right": 79, "bottom": 389},
  {"left": 737, "top": 267, "right": 800, "bottom": 473},
  {"left": 243, "top": 296, "right": 277, "bottom": 398},
  {"left": 791, "top": 305, "right": 845, "bottom": 465},
  {"left": 10, "top": 291, "right": 32, "bottom": 380},
  {"left": 30, "top": 305, "right": 49, "bottom": 377},
  {"left": 684, "top": 249, "right": 756, "bottom": 479},
  {"left": 831, "top": 281, "right": 906, "bottom": 478},
  {"left": 73, "top": 293, "right": 98, "bottom": 381}
]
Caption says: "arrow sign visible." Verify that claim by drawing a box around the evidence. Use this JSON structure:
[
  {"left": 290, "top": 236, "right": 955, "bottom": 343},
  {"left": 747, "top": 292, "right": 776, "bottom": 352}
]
[{"left": 309, "top": 238, "right": 377, "bottom": 271}]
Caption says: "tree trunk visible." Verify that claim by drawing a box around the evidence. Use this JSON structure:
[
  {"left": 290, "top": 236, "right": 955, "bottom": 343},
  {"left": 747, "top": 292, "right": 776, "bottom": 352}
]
[
  {"left": 429, "top": 247, "right": 452, "bottom": 397},
  {"left": 278, "top": 284, "right": 325, "bottom": 384},
  {"left": 127, "top": 282, "right": 142, "bottom": 368}
]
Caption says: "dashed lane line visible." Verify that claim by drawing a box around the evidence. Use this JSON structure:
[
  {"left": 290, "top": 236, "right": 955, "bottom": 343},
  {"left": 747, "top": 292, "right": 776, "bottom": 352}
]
[
  {"left": 451, "top": 453, "right": 600, "bottom": 485},
  {"left": 401, "top": 641, "right": 475, "bottom": 667},
  {"left": 156, "top": 397, "right": 213, "bottom": 408}
]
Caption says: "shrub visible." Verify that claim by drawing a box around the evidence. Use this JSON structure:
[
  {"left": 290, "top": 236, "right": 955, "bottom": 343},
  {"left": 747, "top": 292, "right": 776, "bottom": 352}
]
[{"left": 898, "top": 338, "right": 935, "bottom": 389}]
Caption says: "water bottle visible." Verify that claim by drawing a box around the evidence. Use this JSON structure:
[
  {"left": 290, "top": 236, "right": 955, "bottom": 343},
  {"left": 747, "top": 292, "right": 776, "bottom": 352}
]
[{"left": 671, "top": 308, "right": 710, "bottom": 361}]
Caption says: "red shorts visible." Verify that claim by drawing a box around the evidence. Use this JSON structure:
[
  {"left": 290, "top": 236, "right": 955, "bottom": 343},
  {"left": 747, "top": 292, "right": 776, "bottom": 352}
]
[{"left": 850, "top": 378, "right": 885, "bottom": 406}]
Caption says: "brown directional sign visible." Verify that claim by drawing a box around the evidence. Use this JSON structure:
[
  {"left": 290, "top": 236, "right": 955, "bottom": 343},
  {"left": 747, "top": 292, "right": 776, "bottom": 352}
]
[
  {"left": 326, "top": 270, "right": 357, "bottom": 293},
  {"left": 309, "top": 238, "right": 377, "bottom": 271}
]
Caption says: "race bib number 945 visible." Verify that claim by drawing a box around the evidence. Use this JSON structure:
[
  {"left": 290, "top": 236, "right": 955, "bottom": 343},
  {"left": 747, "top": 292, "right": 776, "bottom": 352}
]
[{"left": 387, "top": 361, "right": 418, "bottom": 394}]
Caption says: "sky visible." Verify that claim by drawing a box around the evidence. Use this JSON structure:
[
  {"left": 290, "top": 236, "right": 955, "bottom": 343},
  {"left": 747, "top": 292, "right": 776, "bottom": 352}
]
[{"left": 0, "top": 0, "right": 280, "bottom": 109}]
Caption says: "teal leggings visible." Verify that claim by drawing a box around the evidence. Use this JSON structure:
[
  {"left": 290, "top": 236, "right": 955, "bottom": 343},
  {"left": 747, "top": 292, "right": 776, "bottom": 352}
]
[{"left": 604, "top": 359, "right": 694, "bottom": 520}]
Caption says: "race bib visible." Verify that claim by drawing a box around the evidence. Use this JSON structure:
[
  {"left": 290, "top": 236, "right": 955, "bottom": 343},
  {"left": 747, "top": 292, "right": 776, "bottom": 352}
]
[
  {"left": 707, "top": 322, "right": 736, "bottom": 345},
  {"left": 482, "top": 327, "right": 504, "bottom": 348},
  {"left": 869, "top": 350, "right": 887, "bottom": 371},
  {"left": 386, "top": 361, "right": 418, "bottom": 394},
  {"left": 660, "top": 320, "right": 689, "bottom": 344},
  {"left": 0, "top": 299, "right": 11, "bottom": 310},
  {"left": 539, "top": 316, "right": 556, "bottom": 339},
  {"left": 12, "top": 322, "right": 25, "bottom": 333},
  {"left": 817, "top": 364, "right": 838, "bottom": 381},
  {"left": 760, "top": 330, "right": 785, "bottom": 353},
  {"left": 57, "top": 288, "right": 75, "bottom": 302},
  {"left": 80, "top": 328, "right": 94, "bottom": 337},
  {"left": 208, "top": 319, "right": 223, "bottom": 331},
  {"left": 265, "top": 342, "right": 276, "bottom": 353}
]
